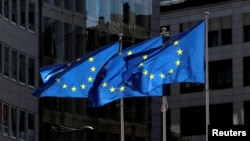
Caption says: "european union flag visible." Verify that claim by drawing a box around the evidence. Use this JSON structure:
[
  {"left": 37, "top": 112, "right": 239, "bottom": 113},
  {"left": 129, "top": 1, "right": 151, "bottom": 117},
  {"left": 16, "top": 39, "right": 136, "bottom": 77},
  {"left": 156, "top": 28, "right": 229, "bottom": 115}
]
[
  {"left": 40, "top": 63, "right": 67, "bottom": 83},
  {"left": 33, "top": 41, "right": 120, "bottom": 98},
  {"left": 88, "top": 35, "right": 164, "bottom": 107},
  {"left": 123, "top": 21, "right": 205, "bottom": 93}
]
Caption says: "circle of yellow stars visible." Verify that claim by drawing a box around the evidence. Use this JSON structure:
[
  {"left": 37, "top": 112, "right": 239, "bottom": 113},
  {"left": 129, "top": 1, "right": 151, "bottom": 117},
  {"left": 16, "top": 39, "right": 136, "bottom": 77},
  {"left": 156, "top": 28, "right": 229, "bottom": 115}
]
[{"left": 139, "top": 40, "right": 183, "bottom": 81}]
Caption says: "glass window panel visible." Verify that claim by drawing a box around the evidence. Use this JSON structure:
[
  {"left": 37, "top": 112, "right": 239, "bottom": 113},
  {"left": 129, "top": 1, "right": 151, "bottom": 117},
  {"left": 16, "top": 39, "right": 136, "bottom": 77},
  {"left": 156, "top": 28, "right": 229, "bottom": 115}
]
[
  {"left": 28, "top": 2, "right": 35, "bottom": 31},
  {"left": 75, "top": 0, "right": 84, "bottom": 13},
  {"left": 11, "top": 50, "right": 17, "bottom": 80},
  {"left": 0, "top": 0, "right": 2, "bottom": 15},
  {"left": 53, "top": 20, "right": 64, "bottom": 62},
  {"left": 10, "top": 107, "right": 17, "bottom": 139},
  {"left": 0, "top": 101, "right": 2, "bottom": 134},
  {"left": 75, "top": 26, "right": 84, "bottom": 58},
  {"left": 4, "top": 0, "right": 9, "bottom": 19},
  {"left": 64, "top": 0, "right": 73, "bottom": 10},
  {"left": 221, "top": 29, "right": 232, "bottom": 45},
  {"left": 64, "top": 23, "right": 74, "bottom": 61},
  {"left": 54, "top": 0, "right": 63, "bottom": 8},
  {"left": 208, "top": 30, "right": 219, "bottom": 47},
  {"left": 3, "top": 46, "right": 9, "bottom": 77},
  {"left": 3, "top": 103, "right": 9, "bottom": 136},
  {"left": 244, "top": 25, "right": 250, "bottom": 42},
  {"left": 244, "top": 101, "right": 250, "bottom": 126},
  {"left": 20, "top": 0, "right": 26, "bottom": 28},
  {"left": 19, "top": 54, "right": 26, "bottom": 83},
  {"left": 28, "top": 57, "right": 35, "bottom": 86},
  {"left": 19, "top": 110, "right": 25, "bottom": 140},
  {"left": 180, "top": 106, "right": 205, "bottom": 136},
  {"left": 11, "top": 0, "right": 17, "bottom": 23},
  {"left": 0, "top": 42, "right": 2, "bottom": 74},
  {"left": 243, "top": 56, "right": 250, "bottom": 86},
  {"left": 209, "top": 59, "right": 232, "bottom": 90},
  {"left": 210, "top": 103, "right": 233, "bottom": 126},
  {"left": 28, "top": 113, "right": 35, "bottom": 141}
]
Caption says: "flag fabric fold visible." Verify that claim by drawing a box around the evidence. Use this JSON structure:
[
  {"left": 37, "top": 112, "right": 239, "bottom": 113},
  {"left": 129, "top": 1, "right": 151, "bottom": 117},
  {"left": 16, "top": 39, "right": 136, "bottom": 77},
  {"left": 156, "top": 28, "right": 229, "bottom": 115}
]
[
  {"left": 123, "top": 21, "right": 205, "bottom": 93},
  {"left": 39, "top": 63, "right": 67, "bottom": 83},
  {"left": 88, "top": 35, "right": 164, "bottom": 107},
  {"left": 33, "top": 41, "right": 120, "bottom": 98}
]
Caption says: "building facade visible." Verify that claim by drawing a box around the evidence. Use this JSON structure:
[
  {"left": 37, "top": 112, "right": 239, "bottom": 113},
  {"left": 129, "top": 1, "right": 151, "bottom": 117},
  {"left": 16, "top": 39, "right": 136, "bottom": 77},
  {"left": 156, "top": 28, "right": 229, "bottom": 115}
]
[
  {"left": 40, "top": 1, "right": 162, "bottom": 141},
  {"left": 0, "top": 0, "right": 39, "bottom": 141},
  {"left": 161, "top": 0, "right": 250, "bottom": 140}
]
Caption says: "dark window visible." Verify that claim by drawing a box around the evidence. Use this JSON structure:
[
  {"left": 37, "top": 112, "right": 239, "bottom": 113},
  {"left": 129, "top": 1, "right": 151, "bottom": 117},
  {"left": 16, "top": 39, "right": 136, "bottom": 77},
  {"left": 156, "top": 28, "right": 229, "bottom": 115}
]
[
  {"left": 123, "top": 2, "right": 130, "bottom": 24},
  {"left": 164, "top": 84, "right": 170, "bottom": 96},
  {"left": 244, "top": 25, "right": 250, "bottom": 42},
  {"left": 0, "top": 0, "right": 2, "bottom": 15},
  {"left": 209, "top": 59, "right": 232, "bottom": 90},
  {"left": 180, "top": 106, "right": 206, "bottom": 136},
  {"left": 19, "top": 54, "right": 26, "bottom": 83},
  {"left": 210, "top": 103, "right": 233, "bottom": 126},
  {"left": 11, "top": 50, "right": 17, "bottom": 80},
  {"left": 244, "top": 101, "right": 250, "bottom": 126},
  {"left": 28, "top": 57, "right": 35, "bottom": 86},
  {"left": 244, "top": 56, "right": 250, "bottom": 86},
  {"left": 208, "top": 31, "right": 219, "bottom": 47},
  {"left": 180, "top": 83, "right": 204, "bottom": 94},
  {"left": 28, "top": 2, "right": 35, "bottom": 31},
  {"left": 0, "top": 42, "right": 2, "bottom": 74},
  {"left": 4, "top": 0, "right": 9, "bottom": 19},
  {"left": 3, "top": 46, "right": 9, "bottom": 77},
  {"left": 11, "top": 0, "right": 17, "bottom": 23},
  {"left": 20, "top": 0, "right": 26, "bottom": 28},
  {"left": 221, "top": 29, "right": 232, "bottom": 45}
]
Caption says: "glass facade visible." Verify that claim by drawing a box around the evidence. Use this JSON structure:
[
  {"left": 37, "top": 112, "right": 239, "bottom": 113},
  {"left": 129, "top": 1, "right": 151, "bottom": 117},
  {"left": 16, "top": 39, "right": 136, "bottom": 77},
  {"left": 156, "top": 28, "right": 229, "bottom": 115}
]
[{"left": 40, "top": 0, "right": 159, "bottom": 141}]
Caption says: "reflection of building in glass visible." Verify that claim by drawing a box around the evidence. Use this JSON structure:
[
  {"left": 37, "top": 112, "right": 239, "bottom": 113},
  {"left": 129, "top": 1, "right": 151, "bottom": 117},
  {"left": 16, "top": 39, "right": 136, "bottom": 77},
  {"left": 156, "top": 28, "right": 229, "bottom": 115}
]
[
  {"left": 40, "top": 1, "right": 161, "bottom": 141},
  {"left": 161, "top": 0, "right": 250, "bottom": 140}
]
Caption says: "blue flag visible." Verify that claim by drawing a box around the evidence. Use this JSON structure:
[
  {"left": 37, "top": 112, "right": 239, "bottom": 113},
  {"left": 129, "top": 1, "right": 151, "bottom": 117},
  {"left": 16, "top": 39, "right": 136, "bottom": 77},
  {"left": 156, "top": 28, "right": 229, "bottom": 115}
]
[
  {"left": 88, "top": 35, "right": 164, "bottom": 107},
  {"left": 123, "top": 21, "right": 205, "bottom": 93},
  {"left": 40, "top": 63, "right": 67, "bottom": 83},
  {"left": 33, "top": 41, "right": 120, "bottom": 98}
]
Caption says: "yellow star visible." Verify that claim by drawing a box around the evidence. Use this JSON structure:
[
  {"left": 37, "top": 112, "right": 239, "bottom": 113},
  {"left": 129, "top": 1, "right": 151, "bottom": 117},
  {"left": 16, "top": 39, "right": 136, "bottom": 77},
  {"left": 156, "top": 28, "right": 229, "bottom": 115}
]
[
  {"left": 102, "top": 82, "right": 108, "bottom": 88},
  {"left": 142, "top": 55, "right": 148, "bottom": 60},
  {"left": 120, "top": 86, "right": 125, "bottom": 92},
  {"left": 71, "top": 86, "right": 77, "bottom": 92},
  {"left": 90, "top": 66, "right": 96, "bottom": 72},
  {"left": 177, "top": 48, "right": 183, "bottom": 55},
  {"left": 174, "top": 40, "right": 179, "bottom": 46},
  {"left": 159, "top": 73, "right": 165, "bottom": 79},
  {"left": 175, "top": 60, "right": 181, "bottom": 66},
  {"left": 169, "top": 69, "right": 174, "bottom": 74},
  {"left": 149, "top": 74, "right": 154, "bottom": 80},
  {"left": 88, "top": 76, "right": 93, "bottom": 82},
  {"left": 88, "top": 57, "right": 94, "bottom": 62},
  {"left": 127, "top": 50, "right": 133, "bottom": 56},
  {"left": 62, "top": 83, "right": 67, "bottom": 89},
  {"left": 139, "top": 62, "right": 144, "bottom": 67},
  {"left": 55, "top": 77, "right": 60, "bottom": 82},
  {"left": 143, "top": 70, "right": 148, "bottom": 76},
  {"left": 81, "top": 83, "right": 86, "bottom": 89},
  {"left": 109, "top": 87, "right": 116, "bottom": 93}
]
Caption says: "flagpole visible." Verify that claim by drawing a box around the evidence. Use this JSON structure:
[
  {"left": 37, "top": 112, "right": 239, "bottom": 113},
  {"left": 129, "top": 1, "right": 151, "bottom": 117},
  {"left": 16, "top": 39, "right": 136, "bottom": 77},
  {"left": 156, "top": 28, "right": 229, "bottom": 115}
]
[
  {"left": 118, "top": 33, "right": 125, "bottom": 141},
  {"left": 204, "top": 12, "right": 210, "bottom": 141},
  {"left": 161, "top": 27, "right": 169, "bottom": 141}
]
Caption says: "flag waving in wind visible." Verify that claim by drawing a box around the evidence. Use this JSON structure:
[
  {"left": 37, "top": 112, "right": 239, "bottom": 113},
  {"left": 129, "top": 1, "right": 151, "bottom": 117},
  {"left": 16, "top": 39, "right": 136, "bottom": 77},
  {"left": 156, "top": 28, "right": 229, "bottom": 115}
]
[
  {"left": 39, "top": 63, "right": 67, "bottom": 83},
  {"left": 123, "top": 21, "right": 205, "bottom": 93},
  {"left": 33, "top": 41, "right": 120, "bottom": 98},
  {"left": 88, "top": 35, "right": 164, "bottom": 107}
]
